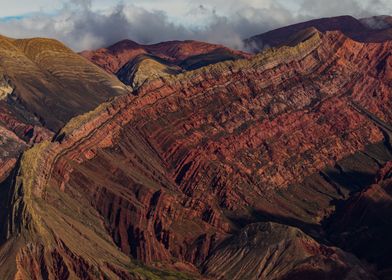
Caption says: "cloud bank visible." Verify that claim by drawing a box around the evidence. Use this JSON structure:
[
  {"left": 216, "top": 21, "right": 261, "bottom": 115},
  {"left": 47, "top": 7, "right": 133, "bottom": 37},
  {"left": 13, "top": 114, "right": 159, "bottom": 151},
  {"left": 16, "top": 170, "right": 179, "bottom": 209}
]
[{"left": 0, "top": 0, "right": 390, "bottom": 51}]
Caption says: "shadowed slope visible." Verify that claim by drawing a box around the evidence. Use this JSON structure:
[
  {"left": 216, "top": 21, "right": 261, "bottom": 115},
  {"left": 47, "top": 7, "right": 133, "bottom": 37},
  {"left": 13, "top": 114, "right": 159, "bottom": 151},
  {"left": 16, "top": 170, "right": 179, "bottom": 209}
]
[
  {"left": 0, "top": 29, "right": 391, "bottom": 279},
  {"left": 326, "top": 161, "right": 392, "bottom": 277},
  {"left": 0, "top": 35, "right": 130, "bottom": 194},
  {"left": 246, "top": 15, "right": 392, "bottom": 51},
  {"left": 80, "top": 39, "right": 251, "bottom": 77},
  {"left": 203, "top": 222, "right": 374, "bottom": 280}
]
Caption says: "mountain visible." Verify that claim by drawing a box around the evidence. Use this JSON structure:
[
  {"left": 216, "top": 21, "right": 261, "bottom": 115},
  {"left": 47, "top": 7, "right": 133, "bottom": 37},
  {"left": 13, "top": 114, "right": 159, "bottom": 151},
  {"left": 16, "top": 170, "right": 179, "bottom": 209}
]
[
  {"left": 0, "top": 35, "right": 129, "bottom": 193},
  {"left": 203, "top": 222, "right": 374, "bottom": 280},
  {"left": 0, "top": 16, "right": 391, "bottom": 279},
  {"left": 80, "top": 40, "right": 251, "bottom": 88},
  {"left": 246, "top": 15, "right": 392, "bottom": 51},
  {"left": 80, "top": 39, "right": 251, "bottom": 73},
  {"left": 0, "top": 35, "right": 128, "bottom": 131}
]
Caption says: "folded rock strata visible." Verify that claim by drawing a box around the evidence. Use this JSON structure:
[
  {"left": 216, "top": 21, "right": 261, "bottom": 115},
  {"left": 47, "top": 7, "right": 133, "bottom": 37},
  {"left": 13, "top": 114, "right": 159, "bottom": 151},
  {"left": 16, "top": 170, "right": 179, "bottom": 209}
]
[{"left": 0, "top": 28, "right": 391, "bottom": 279}]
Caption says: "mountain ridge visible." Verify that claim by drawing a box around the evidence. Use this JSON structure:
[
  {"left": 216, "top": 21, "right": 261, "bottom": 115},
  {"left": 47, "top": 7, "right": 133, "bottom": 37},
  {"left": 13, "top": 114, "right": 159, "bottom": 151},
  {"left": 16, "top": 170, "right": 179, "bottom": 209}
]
[
  {"left": 0, "top": 16, "right": 391, "bottom": 279},
  {"left": 0, "top": 26, "right": 391, "bottom": 278},
  {"left": 246, "top": 15, "right": 392, "bottom": 51}
]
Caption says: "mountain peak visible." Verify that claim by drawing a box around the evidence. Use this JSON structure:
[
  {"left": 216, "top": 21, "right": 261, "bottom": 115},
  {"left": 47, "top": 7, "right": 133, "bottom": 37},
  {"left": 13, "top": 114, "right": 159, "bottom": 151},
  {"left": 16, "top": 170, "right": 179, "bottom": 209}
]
[
  {"left": 81, "top": 38, "right": 251, "bottom": 74},
  {"left": 245, "top": 15, "right": 392, "bottom": 52},
  {"left": 0, "top": 15, "right": 391, "bottom": 280}
]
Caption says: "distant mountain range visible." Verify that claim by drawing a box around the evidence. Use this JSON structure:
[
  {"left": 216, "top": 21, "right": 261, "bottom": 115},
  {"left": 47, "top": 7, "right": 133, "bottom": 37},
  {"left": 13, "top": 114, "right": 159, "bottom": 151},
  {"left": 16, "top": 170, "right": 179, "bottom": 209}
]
[{"left": 246, "top": 15, "right": 392, "bottom": 50}]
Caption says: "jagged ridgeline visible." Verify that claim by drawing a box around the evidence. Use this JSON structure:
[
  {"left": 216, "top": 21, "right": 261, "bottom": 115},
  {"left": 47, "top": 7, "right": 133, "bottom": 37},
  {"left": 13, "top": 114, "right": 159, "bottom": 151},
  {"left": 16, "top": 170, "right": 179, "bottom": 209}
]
[{"left": 0, "top": 17, "right": 391, "bottom": 280}]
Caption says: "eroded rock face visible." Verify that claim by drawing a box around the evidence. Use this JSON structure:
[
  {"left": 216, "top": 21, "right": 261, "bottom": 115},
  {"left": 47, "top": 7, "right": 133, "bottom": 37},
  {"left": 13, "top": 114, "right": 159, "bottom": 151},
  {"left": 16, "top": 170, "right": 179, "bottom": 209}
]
[
  {"left": 81, "top": 40, "right": 251, "bottom": 89},
  {"left": 80, "top": 39, "right": 250, "bottom": 74},
  {"left": 326, "top": 161, "right": 392, "bottom": 277},
  {"left": 0, "top": 28, "right": 391, "bottom": 279},
  {"left": 203, "top": 222, "right": 375, "bottom": 280},
  {"left": 0, "top": 75, "right": 13, "bottom": 100},
  {"left": 62, "top": 31, "right": 392, "bottom": 274},
  {"left": 81, "top": 39, "right": 252, "bottom": 92},
  {"left": 0, "top": 34, "right": 129, "bottom": 190}
]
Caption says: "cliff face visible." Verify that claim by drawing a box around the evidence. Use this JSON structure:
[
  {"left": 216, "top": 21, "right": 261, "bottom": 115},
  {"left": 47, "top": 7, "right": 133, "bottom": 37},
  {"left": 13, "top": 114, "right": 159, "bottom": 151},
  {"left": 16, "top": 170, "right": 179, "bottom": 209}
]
[{"left": 0, "top": 26, "right": 391, "bottom": 279}]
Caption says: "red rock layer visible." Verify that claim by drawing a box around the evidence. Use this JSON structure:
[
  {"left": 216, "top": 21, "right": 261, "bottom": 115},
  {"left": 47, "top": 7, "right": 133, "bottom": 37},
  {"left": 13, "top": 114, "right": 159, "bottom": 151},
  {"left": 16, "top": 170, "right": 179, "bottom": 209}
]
[
  {"left": 80, "top": 39, "right": 251, "bottom": 74},
  {"left": 1, "top": 30, "right": 392, "bottom": 278},
  {"left": 0, "top": 102, "right": 53, "bottom": 182},
  {"left": 0, "top": 34, "right": 125, "bottom": 188}
]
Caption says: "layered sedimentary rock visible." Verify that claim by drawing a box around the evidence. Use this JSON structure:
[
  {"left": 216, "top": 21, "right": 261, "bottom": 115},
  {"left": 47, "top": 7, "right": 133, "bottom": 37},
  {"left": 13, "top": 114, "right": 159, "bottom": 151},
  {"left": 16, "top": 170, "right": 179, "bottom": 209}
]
[
  {"left": 203, "top": 222, "right": 374, "bottom": 280},
  {"left": 116, "top": 54, "right": 183, "bottom": 89},
  {"left": 0, "top": 34, "right": 130, "bottom": 198},
  {"left": 81, "top": 40, "right": 250, "bottom": 74},
  {"left": 0, "top": 27, "right": 391, "bottom": 279},
  {"left": 81, "top": 40, "right": 250, "bottom": 88},
  {"left": 0, "top": 35, "right": 128, "bottom": 131}
]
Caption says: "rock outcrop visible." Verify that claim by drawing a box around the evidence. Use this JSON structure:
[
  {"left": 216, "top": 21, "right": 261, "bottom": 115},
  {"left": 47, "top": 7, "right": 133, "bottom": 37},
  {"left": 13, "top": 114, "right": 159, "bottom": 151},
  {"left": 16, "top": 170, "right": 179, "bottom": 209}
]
[
  {"left": 0, "top": 34, "right": 130, "bottom": 197},
  {"left": 203, "top": 222, "right": 375, "bottom": 280},
  {"left": 0, "top": 26, "right": 391, "bottom": 279},
  {"left": 0, "top": 75, "right": 13, "bottom": 100},
  {"left": 116, "top": 54, "right": 183, "bottom": 89}
]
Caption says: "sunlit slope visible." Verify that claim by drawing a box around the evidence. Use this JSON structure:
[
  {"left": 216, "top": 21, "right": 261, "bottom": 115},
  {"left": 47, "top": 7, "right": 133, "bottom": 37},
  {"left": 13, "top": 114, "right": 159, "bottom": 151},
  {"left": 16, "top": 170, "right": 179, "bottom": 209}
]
[{"left": 0, "top": 35, "right": 128, "bottom": 131}]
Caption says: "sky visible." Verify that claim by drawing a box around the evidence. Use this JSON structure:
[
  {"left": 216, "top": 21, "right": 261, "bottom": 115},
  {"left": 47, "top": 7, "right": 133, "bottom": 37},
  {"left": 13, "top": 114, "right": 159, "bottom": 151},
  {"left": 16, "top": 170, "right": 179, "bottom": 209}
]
[{"left": 0, "top": 0, "right": 390, "bottom": 51}]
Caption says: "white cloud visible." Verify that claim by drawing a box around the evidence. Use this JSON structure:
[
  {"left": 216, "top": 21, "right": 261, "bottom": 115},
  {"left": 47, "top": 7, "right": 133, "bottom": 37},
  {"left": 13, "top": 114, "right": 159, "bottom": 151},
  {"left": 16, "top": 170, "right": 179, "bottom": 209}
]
[
  {"left": 298, "top": 0, "right": 391, "bottom": 18},
  {"left": 0, "top": 0, "right": 390, "bottom": 51},
  {"left": 0, "top": 0, "right": 60, "bottom": 17},
  {"left": 0, "top": 0, "right": 294, "bottom": 50}
]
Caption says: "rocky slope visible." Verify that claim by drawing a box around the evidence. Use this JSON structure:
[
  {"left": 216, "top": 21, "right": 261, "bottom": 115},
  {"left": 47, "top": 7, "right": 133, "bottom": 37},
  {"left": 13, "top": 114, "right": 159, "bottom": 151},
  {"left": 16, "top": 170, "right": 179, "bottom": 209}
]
[
  {"left": 203, "top": 222, "right": 374, "bottom": 280},
  {"left": 326, "top": 160, "right": 392, "bottom": 278},
  {"left": 116, "top": 54, "right": 183, "bottom": 89},
  {"left": 81, "top": 40, "right": 250, "bottom": 88},
  {"left": 81, "top": 40, "right": 250, "bottom": 74},
  {"left": 0, "top": 35, "right": 130, "bottom": 197},
  {"left": 246, "top": 15, "right": 392, "bottom": 51},
  {"left": 0, "top": 35, "right": 128, "bottom": 131},
  {"left": 0, "top": 25, "right": 391, "bottom": 279}
]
